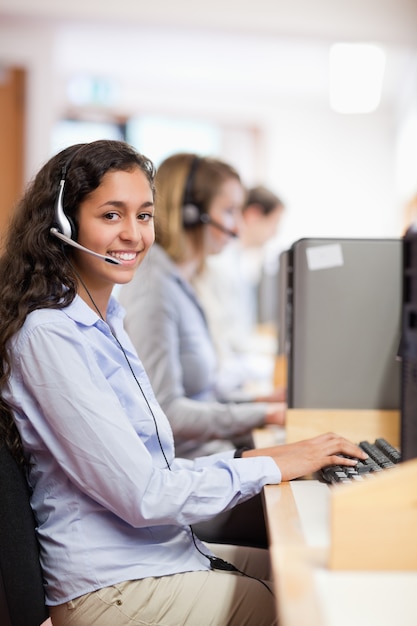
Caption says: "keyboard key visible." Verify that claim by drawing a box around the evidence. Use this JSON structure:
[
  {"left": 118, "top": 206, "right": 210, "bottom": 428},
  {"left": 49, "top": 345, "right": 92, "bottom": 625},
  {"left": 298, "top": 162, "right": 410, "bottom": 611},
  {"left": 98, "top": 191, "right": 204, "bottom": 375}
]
[
  {"left": 355, "top": 462, "right": 373, "bottom": 474},
  {"left": 359, "top": 441, "right": 396, "bottom": 469},
  {"left": 375, "top": 438, "right": 401, "bottom": 464}
]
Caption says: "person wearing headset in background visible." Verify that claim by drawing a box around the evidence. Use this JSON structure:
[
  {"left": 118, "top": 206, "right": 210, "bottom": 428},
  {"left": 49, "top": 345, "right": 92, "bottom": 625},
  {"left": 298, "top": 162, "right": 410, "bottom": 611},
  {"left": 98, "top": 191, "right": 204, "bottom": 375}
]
[
  {"left": 192, "top": 185, "right": 286, "bottom": 400},
  {"left": 118, "top": 153, "right": 285, "bottom": 547},
  {"left": 119, "top": 154, "right": 286, "bottom": 464},
  {"left": 0, "top": 139, "right": 368, "bottom": 625}
]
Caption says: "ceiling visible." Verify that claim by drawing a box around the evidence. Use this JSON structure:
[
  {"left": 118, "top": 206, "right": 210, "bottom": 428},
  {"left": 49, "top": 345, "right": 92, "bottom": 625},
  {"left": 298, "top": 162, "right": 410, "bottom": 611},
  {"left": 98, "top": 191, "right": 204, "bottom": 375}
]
[
  {"left": 1, "top": 0, "right": 416, "bottom": 240},
  {"left": 1, "top": 0, "right": 417, "bottom": 46},
  {"left": 1, "top": 0, "right": 416, "bottom": 118}
]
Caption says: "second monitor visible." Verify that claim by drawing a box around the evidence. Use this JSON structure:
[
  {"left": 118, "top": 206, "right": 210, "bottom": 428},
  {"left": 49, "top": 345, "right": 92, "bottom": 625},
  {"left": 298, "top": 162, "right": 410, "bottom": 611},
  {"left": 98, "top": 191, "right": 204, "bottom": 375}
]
[{"left": 283, "top": 237, "right": 402, "bottom": 410}]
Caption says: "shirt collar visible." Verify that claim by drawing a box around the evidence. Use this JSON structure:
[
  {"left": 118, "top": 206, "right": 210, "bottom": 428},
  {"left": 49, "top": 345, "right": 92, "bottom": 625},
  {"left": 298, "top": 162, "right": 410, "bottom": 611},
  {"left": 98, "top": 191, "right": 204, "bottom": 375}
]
[{"left": 64, "top": 294, "right": 125, "bottom": 327}]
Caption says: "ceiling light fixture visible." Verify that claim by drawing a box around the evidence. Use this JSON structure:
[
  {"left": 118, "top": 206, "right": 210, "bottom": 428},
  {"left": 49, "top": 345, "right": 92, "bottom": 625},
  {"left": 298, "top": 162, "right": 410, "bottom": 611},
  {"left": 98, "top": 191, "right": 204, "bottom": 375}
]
[{"left": 329, "top": 43, "right": 386, "bottom": 114}]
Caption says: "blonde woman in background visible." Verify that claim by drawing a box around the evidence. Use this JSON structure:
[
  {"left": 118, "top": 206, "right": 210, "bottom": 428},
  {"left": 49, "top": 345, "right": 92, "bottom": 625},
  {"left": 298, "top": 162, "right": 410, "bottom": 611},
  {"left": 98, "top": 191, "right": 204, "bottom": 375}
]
[{"left": 119, "top": 154, "right": 286, "bottom": 546}]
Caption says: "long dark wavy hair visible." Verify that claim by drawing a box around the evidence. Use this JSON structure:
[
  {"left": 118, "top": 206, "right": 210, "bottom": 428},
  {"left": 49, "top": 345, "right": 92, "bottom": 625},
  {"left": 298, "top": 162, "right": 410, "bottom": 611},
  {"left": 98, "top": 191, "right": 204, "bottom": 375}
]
[{"left": 0, "top": 139, "right": 155, "bottom": 465}]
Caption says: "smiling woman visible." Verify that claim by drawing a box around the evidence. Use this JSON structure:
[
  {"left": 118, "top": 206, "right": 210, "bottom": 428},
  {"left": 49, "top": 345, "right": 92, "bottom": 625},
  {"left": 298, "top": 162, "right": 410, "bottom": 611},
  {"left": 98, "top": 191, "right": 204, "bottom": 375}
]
[
  {"left": 47, "top": 145, "right": 155, "bottom": 318},
  {"left": 0, "top": 138, "right": 156, "bottom": 459},
  {"left": 0, "top": 139, "right": 367, "bottom": 626}
]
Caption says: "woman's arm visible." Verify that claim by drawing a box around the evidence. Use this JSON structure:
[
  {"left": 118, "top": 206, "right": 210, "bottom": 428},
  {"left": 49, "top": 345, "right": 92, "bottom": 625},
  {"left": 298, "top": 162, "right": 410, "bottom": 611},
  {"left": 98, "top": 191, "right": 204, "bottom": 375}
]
[
  {"left": 9, "top": 315, "right": 279, "bottom": 528},
  {"left": 122, "top": 266, "right": 269, "bottom": 444}
]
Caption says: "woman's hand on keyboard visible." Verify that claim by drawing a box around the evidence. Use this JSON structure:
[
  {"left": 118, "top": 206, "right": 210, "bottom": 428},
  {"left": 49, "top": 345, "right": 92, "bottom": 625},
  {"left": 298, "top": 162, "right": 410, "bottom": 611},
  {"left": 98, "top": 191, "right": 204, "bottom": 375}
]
[{"left": 242, "top": 432, "right": 368, "bottom": 482}]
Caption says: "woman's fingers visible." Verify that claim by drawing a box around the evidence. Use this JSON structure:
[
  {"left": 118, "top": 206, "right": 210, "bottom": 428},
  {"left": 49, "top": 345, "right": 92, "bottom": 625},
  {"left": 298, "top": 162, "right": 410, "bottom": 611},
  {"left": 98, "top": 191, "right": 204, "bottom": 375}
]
[
  {"left": 245, "top": 432, "right": 369, "bottom": 481},
  {"left": 253, "top": 433, "right": 369, "bottom": 482}
]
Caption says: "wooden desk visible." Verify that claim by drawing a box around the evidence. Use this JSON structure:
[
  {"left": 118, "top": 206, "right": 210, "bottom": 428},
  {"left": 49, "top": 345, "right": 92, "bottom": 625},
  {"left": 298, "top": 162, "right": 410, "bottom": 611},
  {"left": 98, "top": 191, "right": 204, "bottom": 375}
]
[{"left": 253, "top": 426, "right": 417, "bottom": 626}]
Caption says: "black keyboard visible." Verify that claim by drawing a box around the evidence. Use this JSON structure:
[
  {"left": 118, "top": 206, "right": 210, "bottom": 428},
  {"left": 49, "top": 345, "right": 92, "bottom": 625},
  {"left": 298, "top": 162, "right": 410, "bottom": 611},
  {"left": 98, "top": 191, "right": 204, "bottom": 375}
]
[{"left": 319, "top": 438, "right": 401, "bottom": 485}]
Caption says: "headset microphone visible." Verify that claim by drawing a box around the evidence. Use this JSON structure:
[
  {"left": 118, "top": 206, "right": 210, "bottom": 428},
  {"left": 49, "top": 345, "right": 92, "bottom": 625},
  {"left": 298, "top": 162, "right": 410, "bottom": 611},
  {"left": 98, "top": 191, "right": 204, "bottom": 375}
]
[
  {"left": 199, "top": 213, "right": 238, "bottom": 238},
  {"left": 50, "top": 227, "right": 121, "bottom": 265}
]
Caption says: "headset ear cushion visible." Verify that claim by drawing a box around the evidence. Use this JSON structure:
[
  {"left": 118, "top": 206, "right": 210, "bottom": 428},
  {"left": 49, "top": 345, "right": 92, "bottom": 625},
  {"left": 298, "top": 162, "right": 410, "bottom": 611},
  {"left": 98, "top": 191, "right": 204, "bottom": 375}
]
[
  {"left": 67, "top": 215, "right": 77, "bottom": 240},
  {"left": 183, "top": 203, "right": 201, "bottom": 227},
  {"left": 182, "top": 156, "right": 202, "bottom": 227},
  {"left": 54, "top": 177, "right": 78, "bottom": 240},
  {"left": 56, "top": 212, "right": 77, "bottom": 240}
]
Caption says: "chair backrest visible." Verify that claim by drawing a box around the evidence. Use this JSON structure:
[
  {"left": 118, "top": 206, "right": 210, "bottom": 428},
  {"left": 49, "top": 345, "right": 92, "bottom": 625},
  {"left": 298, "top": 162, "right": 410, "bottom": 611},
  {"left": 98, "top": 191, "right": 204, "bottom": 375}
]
[{"left": 0, "top": 443, "right": 49, "bottom": 626}]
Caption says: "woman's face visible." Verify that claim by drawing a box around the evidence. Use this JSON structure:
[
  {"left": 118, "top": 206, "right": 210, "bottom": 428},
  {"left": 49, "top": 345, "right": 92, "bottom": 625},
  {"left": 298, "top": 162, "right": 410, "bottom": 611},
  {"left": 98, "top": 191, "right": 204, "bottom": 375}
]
[
  {"left": 204, "top": 178, "right": 244, "bottom": 255},
  {"left": 72, "top": 167, "right": 155, "bottom": 294}
]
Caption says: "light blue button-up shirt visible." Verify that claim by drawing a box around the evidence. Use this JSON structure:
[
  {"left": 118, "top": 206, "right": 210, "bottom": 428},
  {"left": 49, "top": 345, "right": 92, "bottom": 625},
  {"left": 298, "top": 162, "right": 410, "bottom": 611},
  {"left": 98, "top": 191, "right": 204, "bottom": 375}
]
[{"left": 3, "top": 295, "right": 281, "bottom": 605}]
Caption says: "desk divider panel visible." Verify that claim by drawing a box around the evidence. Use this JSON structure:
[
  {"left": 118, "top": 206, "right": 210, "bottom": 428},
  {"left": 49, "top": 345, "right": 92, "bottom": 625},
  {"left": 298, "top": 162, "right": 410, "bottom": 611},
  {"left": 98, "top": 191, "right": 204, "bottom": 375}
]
[
  {"left": 285, "top": 408, "right": 400, "bottom": 447},
  {"left": 329, "top": 458, "right": 417, "bottom": 570}
]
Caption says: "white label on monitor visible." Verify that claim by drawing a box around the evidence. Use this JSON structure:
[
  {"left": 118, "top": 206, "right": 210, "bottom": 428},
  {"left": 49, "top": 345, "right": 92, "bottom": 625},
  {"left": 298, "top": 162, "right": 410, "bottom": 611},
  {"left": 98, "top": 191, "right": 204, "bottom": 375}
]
[{"left": 306, "top": 244, "right": 344, "bottom": 271}]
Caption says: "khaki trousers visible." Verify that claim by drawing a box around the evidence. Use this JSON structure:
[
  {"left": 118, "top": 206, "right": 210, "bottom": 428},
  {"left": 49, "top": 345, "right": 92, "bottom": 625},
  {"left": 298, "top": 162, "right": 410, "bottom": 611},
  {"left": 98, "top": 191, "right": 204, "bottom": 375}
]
[{"left": 49, "top": 544, "right": 278, "bottom": 626}]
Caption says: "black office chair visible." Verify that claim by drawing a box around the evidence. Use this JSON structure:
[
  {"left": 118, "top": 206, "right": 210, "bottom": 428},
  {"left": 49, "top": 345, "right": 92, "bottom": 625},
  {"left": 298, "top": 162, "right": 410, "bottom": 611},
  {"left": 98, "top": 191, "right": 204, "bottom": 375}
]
[{"left": 0, "top": 443, "right": 49, "bottom": 626}]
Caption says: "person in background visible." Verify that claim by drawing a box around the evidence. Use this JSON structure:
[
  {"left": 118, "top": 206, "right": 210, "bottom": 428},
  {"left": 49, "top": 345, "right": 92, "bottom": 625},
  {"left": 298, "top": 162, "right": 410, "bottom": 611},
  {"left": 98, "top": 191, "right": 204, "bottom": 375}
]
[
  {"left": 0, "top": 139, "right": 368, "bottom": 626},
  {"left": 119, "top": 154, "right": 286, "bottom": 464},
  {"left": 118, "top": 154, "right": 285, "bottom": 546},
  {"left": 193, "top": 185, "right": 285, "bottom": 399}
]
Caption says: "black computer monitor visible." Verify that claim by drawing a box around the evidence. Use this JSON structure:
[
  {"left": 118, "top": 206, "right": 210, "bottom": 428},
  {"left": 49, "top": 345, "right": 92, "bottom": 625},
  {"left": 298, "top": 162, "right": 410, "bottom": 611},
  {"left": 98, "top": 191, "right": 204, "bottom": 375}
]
[{"left": 400, "top": 224, "right": 417, "bottom": 461}]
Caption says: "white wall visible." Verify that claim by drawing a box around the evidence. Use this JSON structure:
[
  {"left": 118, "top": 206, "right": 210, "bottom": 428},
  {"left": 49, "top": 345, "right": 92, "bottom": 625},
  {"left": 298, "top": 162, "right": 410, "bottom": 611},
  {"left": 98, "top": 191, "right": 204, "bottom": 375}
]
[
  {"left": 0, "top": 17, "right": 416, "bottom": 249},
  {"left": 263, "top": 107, "right": 400, "bottom": 250}
]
